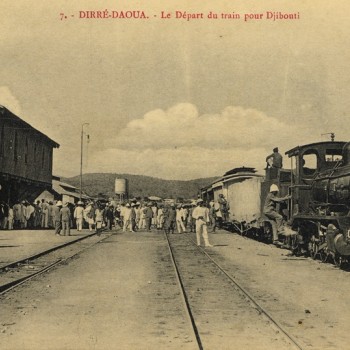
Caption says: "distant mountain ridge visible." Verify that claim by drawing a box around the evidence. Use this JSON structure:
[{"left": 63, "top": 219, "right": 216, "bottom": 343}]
[{"left": 62, "top": 173, "right": 219, "bottom": 199}]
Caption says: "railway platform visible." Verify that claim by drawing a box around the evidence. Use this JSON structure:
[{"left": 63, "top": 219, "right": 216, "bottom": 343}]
[{"left": 0, "top": 229, "right": 93, "bottom": 269}]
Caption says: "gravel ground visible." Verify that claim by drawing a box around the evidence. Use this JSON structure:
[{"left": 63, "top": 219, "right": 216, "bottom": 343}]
[
  {"left": 195, "top": 230, "right": 350, "bottom": 349},
  {"left": 0, "top": 228, "right": 349, "bottom": 349},
  {"left": 0, "top": 230, "right": 197, "bottom": 350}
]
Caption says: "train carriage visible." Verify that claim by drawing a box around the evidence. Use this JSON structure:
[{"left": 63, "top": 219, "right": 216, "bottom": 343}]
[{"left": 222, "top": 167, "right": 263, "bottom": 234}]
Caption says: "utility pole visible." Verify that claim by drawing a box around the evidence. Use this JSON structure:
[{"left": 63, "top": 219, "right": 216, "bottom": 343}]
[{"left": 80, "top": 123, "right": 89, "bottom": 200}]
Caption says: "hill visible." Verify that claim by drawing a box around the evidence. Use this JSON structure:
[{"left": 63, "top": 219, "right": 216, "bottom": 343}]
[{"left": 62, "top": 173, "right": 218, "bottom": 200}]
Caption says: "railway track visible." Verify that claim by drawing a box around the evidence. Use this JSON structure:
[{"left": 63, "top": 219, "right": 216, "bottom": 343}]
[
  {"left": 165, "top": 232, "right": 305, "bottom": 350},
  {"left": 0, "top": 231, "right": 113, "bottom": 295}
]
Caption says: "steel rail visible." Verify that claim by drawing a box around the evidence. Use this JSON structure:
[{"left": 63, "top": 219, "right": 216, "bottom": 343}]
[
  {"left": 185, "top": 235, "right": 305, "bottom": 350},
  {"left": 0, "top": 259, "right": 63, "bottom": 294},
  {"left": 164, "top": 231, "right": 203, "bottom": 350},
  {"left": 0, "top": 232, "right": 113, "bottom": 296},
  {"left": 0, "top": 231, "right": 99, "bottom": 272}
]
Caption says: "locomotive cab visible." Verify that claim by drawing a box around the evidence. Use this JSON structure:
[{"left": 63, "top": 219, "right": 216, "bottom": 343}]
[
  {"left": 286, "top": 141, "right": 350, "bottom": 264},
  {"left": 285, "top": 141, "right": 346, "bottom": 216}
]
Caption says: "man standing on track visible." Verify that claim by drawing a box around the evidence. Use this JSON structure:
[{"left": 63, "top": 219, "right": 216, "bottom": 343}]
[{"left": 192, "top": 199, "right": 213, "bottom": 247}]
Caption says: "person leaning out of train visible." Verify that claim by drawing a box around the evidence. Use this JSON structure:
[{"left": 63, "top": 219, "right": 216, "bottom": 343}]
[
  {"left": 218, "top": 194, "right": 229, "bottom": 221},
  {"left": 263, "top": 184, "right": 291, "bottom": 245}
]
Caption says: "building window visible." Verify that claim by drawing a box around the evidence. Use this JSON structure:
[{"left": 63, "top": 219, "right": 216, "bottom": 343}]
[{"left": 302, "top": 152, "right": 317, "bottom": 176}]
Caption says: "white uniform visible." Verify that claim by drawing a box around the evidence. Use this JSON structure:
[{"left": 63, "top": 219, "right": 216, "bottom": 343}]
[
  {"left": 176, "top": 208, "right": 186, "bottom": 233},
  {"left": 74, "top": 206, "right": 84, "bottom": 231},
  {"left": 123, "top": 207, "right": 131, "bottom": 232},
  {"left": 192, "top": 206, "right": 212, "bottom": 247}
]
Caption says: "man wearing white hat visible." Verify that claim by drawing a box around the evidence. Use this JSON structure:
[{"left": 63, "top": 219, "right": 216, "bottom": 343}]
[
  {"left": 60, "top": 202, "right": 71, "bottom": 236},
  {"left": 176, "top": 204, "right": 186, "bottom": 233},
  {"left": 53, "top": 201, "right": 62, "bottom": 235},
  {"left": 123, "top": 203, "right": 131, "bottom": 232},
  {"left": 263, "top": 184, "right": 291, "bottom": 244},
  {"left": 192, "top": 199, "right": 213, "bottom": 247},
  {"left": 74, "top": 201, "right": 84, "bottom": 232}
]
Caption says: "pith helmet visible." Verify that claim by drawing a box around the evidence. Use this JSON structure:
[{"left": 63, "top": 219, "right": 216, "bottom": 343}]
[{"left": 270, "top": 184, "right": 279, "bottom": 192}]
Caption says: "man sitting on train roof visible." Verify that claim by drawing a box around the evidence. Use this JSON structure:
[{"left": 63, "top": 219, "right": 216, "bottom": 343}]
[
  {"left": 263, "top": 184, "right": 291, "bottom": 245},
  {"left": 266, "top": 147, "right": 283, "bottom": 169}
]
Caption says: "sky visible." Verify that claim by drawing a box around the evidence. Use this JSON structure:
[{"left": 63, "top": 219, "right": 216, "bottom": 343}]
[{"left": 0, "top": 0, "right": 349, "bottom": 180}]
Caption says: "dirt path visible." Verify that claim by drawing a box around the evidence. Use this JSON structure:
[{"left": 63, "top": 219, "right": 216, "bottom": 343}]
[
  {"left": 198, "top": 230, "right": 350, "bottom": 349},
  {"left": 0, "top": 231, "right": 197, "bottom": 350},
  {"left": 1, "top": 229, "right": 349, "bottom": 349}
]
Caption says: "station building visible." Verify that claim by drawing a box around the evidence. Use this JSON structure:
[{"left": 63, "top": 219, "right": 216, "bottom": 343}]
[
  {"left": 0, "top": 105, "right": 59, "bottom": 204},
  {"left": 36, "top": 176, "right": 91, "bottom": 204}
]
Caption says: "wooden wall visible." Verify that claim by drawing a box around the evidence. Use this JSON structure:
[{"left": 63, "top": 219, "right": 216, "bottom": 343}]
[{"left": 0, "top": 114, "right": 56, "bottom": 185}]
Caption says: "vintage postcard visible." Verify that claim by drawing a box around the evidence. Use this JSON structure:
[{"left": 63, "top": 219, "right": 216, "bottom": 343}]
[{"left": 0, "top": 1, "right": 349, "bottom": 349}]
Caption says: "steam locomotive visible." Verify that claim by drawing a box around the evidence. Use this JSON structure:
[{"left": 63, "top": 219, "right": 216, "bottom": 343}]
[{"left": 201, "top": 139, "right": 350, "bottom": 267}]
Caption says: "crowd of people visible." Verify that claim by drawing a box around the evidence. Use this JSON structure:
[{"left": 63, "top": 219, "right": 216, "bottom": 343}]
[{"left": 0, "top": 195, "right": 229, "bottom": 246}]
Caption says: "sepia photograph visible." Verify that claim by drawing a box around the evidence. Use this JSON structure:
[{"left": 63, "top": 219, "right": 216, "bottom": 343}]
[{"left": 0, "top": 0, "right": 349, "bottom": 349}]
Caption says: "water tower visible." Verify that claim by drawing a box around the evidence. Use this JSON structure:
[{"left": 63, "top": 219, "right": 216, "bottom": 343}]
[{"left": 115, "top": 178, "right": 128, "bottom": 202}]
